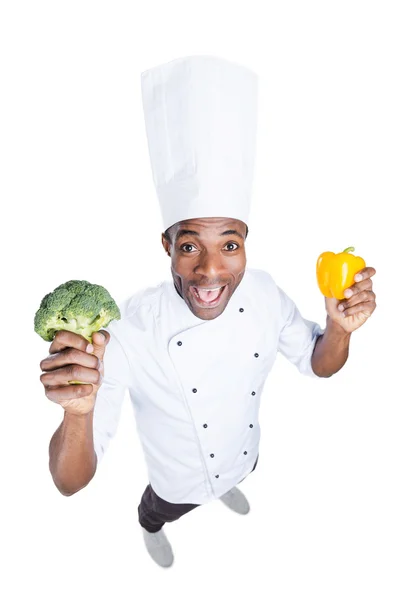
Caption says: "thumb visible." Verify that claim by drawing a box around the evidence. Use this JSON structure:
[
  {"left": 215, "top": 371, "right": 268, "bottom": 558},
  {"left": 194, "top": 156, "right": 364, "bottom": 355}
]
[
  {"left": 325, "top": 296, "right": 344, "bottom": 320},
  {"left": 88, "top": 330, "right": 110, "bottom": 361}
]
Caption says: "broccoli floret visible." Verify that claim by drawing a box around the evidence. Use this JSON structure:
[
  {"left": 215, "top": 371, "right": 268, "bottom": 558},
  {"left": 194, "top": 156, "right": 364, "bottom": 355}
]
[{"left": 34, "top": 280, "right": 121, "bottom": 343}]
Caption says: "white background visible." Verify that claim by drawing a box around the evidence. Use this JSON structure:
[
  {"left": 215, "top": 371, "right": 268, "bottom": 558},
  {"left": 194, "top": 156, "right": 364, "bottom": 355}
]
[{"left": 1, "top": 1, "right": 399, "bottom": 598}]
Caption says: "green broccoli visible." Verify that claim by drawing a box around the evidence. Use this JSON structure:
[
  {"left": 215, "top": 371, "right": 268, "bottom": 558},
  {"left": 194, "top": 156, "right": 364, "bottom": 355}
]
[{"left": 34, "top": 279, "right": 121, "bottom": 343}]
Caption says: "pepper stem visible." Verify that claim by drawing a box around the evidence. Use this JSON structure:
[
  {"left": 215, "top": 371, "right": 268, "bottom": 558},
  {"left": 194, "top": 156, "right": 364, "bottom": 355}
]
[{"left": 343, "top": 246, "right": 355, "bottom": 254}]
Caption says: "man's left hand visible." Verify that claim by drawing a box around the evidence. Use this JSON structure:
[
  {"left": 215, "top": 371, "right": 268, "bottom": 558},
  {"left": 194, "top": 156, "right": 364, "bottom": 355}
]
[{"left": 325, "top": 266, "right": 377, "bottom": 333}]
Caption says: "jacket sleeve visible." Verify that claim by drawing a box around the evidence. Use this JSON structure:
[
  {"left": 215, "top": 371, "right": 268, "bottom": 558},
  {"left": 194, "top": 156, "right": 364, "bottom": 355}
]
[
  {"left": 277, "top": 285, "right": 325, "bottom": 378},
  {"left": 93, "top": 324, "right": 131, "bottom": 464}
]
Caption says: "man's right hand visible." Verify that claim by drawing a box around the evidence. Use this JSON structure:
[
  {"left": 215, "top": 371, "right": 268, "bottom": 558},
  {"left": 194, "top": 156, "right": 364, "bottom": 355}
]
[{"left": 40, "top": 330, "right": 110, "bottom": 416}]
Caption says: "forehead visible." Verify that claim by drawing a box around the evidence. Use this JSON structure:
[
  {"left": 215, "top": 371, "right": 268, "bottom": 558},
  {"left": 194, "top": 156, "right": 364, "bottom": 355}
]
[{"left": 174, "top": 217, "right": 244, "bottom": 232}]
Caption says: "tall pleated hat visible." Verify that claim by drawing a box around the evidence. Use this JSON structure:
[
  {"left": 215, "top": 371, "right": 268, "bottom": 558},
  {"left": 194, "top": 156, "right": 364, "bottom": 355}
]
[{"left": 140, "top": 55, "right": 258, "bottom": 232}]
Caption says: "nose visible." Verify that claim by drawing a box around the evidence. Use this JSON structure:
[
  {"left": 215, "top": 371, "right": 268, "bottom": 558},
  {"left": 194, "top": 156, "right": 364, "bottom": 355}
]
[{"left": 194, "top": 251, "right": 227, "bottom": 284}]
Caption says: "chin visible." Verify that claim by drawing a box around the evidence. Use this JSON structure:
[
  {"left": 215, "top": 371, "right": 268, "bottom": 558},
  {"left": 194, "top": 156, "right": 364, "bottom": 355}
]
[{"left": 193, "top": 306, "right": 226, "bottom": 320}]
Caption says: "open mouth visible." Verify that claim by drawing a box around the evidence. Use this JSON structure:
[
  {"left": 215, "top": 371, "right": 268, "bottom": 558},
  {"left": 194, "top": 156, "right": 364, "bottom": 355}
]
[{"left": 190, "top": 285, "right": 227, "bottom": 308}]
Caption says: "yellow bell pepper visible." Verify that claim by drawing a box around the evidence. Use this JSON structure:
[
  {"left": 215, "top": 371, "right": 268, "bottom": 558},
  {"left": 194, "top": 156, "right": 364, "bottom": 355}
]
[{"left": 316, "top": 246, "right": 366, "bottom": 300}]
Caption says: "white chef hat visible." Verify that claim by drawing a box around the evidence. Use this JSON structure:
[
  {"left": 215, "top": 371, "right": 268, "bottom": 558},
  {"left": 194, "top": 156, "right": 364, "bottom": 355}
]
[{"left": 140, "top": 55, "right": 258, "bottom": 232}]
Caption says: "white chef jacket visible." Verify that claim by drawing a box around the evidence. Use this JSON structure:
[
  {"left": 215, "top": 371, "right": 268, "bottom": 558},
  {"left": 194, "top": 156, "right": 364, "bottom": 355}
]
[{"left": 93, "top": 267, "right": 325, "bottom": 504}]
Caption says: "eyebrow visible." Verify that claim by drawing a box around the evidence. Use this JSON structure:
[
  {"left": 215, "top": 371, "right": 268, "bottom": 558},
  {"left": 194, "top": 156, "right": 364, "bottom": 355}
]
[{"left": 175, "top": 229, "right": 244, "bottom": 242}]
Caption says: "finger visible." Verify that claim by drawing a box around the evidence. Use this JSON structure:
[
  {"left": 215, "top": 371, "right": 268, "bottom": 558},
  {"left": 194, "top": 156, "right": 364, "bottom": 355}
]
[
  {"left": 92, "top": 330, "right": 110, "bottom": 345},
  {"left": 40, "top": 364, "right": 102, "bottom": 387},
  {"left": 49, "top": 329, "right": 110, "bottom": 358},
  {"left": 343, "top": 278, "right": 373, "bottom": 298},
  {"left": 45, "top": 383, "right": 94, "bottom": 403},
  {"left": 342, "top": 301, "right": 376, "bottom": 318},
  {"left": 354, "top": 266, "right": 376, "bottom": 283},
  {"left": 49, "top": 330, "right": 92, "bottom": 355},
  {"left": 338, "top": 290, "right": 375, "bottom": 311},
  {"left": 40, "top": 347, "right": 100, "bottom": 372},
  {"left": 90, "top": 330, "right": 110, "bottom": 362}
]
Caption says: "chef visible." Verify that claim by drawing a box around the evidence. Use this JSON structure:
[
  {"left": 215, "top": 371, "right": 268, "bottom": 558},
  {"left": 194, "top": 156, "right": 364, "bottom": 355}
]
[{"left": 92, "top": 55, "right": 377, "bottom": 568}]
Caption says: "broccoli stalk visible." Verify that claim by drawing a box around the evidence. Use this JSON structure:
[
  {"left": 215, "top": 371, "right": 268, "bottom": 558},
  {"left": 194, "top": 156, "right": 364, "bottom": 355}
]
[{"left": 34, "top": 280, "right": 121, "bottom": 384}]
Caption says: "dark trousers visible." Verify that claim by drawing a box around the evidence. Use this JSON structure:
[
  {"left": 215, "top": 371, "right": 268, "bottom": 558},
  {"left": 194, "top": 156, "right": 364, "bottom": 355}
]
[{"left": 138, "top": 455, "right": 259, "bottom": 533}]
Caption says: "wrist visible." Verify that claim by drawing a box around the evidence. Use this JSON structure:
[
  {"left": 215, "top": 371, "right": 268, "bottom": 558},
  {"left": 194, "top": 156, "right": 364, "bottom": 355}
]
[
  {"left": 325, "top": 315, "right": 352, "bottom": 339},
  {"left": 63, "top": 408, "right": 95, "bottom": 421}
]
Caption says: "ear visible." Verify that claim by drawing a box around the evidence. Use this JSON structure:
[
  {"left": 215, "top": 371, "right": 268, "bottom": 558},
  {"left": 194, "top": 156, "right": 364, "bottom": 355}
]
[{"left": 161, "top": 233, "right": 171, "bottom": 256}]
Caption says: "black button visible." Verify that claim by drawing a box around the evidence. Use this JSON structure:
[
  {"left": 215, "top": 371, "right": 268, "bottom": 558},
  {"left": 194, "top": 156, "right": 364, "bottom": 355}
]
[
  {"left": 215, "top": 474, "right": 219, "bottom": 478},
  {"left": 254, "top": 353, "right": 259, "bottom": 358},
  {"left": 210, "top": 453, "right": 214, "bottom": 458},
  {"left": 251, "top": 391, "right": 256, "bottom": 396},
  {"left": 192, "top": 388, "right": 197, "bottom": 393},
  {"left": 249, "top": 424, "right": 253, "bottom": 428},
  {"left": 203, "top": 423, "right": 208, "bottom": 428},
  {"left": 239, "top": 308, "right": 244, "bottom": 312},
  {"left": 177, "top": 341, "right": 182, "bottom": 346},
  {"left": 244, "top": 451, "right": 248, "bottom": 455}
]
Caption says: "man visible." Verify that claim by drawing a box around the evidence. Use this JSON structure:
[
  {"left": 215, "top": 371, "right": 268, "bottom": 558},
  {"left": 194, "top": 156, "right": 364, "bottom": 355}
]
[{"left": 42, "top": 56, "right": 376, "bottom": 568}]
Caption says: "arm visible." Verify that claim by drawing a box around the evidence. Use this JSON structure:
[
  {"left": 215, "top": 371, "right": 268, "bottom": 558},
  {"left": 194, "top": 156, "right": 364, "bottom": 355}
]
[
  {"left": 276, "top": 285, "right": 325, "bottom": 378},
  {"left": 41, "top": 329, "right": 109, "bottom": 497},
  {"left": 44, "top": 324, "right": 129, "bottom": 495},
  {"left": 311, "top": 265, "right": 377, "bottom": 377},
  {"left": 311, "top": 316, "right": 351, "bottom": 378},
  {"left": 49, "top": 410, "right": 97, "bottom": 496}
]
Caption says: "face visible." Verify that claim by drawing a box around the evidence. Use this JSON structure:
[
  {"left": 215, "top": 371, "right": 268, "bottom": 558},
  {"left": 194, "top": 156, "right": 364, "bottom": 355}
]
[{"left": 161, "top": 217, "right": 247, "bottom": 320}]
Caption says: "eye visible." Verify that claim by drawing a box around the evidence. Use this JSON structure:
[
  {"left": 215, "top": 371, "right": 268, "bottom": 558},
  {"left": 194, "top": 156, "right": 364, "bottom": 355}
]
[
  {"left": 225, "top": 242, "right": 239, "bottom": 251},
  {"left": 181, "top": 244, "right": 197, "bottom": 253},
  {"left": 180, "top": 242, "right": 240, "bottom": 253}
]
